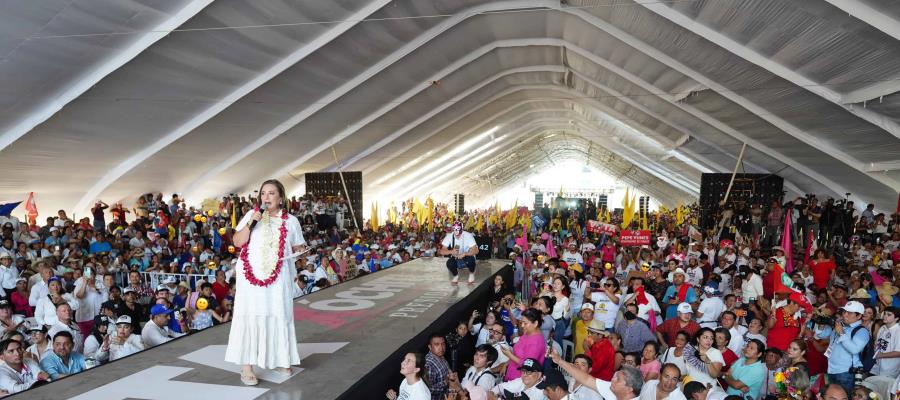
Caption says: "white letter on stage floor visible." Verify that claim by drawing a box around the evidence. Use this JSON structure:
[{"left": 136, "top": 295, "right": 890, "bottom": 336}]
[{"left": 68, "top": 366, "right": 268, "bottom": 400}]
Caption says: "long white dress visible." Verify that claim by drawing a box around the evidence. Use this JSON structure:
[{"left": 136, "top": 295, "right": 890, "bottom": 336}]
[{"left": 225, "top": 211, "right": 303, "bottom": 369}]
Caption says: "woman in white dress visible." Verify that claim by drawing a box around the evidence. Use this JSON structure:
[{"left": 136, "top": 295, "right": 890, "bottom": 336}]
[{"left": 226, "top": 179, "right": 304, "bottom": 386}]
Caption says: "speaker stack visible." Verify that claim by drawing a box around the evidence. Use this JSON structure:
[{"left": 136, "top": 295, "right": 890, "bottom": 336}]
[
  {"left": 304, "top": 172, "right": 363, "bottom": 229},
  {"left": 699, "top": 173, "right": 783, "bottom": 229},
  {"left": 453, "top": 194, "right": 465, "bottom": 215}
]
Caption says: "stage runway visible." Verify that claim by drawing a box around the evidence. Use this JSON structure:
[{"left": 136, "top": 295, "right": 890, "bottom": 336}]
[{"left": 20, "top": 258, "right": 509, "bottom": 400}]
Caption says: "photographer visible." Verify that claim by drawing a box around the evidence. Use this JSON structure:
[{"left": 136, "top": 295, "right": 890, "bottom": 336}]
[{"left": 825, "top": 301, "right": 870, "bottom": 395}]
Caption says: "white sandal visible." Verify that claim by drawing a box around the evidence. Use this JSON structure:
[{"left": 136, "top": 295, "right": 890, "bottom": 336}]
[{"left": 240, "top": 371, "right": 259, "bottom": 386}]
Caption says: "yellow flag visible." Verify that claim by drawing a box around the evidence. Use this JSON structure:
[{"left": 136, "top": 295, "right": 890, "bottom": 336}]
[
  {"left": 676, "top": 201, "right": 684, "bottom": 225},
  {"left": 230, "top": 201, "right": 237, "bottom": 228},
  {"left": 371, "top": 202, "right": 379, "bottom": 229},
  {"left": 621, "top": 188, "right": 633, "bottom": 229},
  {"left": 388, "top": 202, "right": 398, "bottom": 224}
]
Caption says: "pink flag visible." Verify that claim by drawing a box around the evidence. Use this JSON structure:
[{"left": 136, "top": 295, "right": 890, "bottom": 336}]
[
  {"left": 781, "top": 210, "right": 793, "bottom": 274},
  {"left": 546, "top": 237, "right": 557, "bottom": 258}
]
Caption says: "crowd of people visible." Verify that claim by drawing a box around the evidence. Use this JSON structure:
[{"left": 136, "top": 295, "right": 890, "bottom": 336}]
[
  {"left": 0, "top": 192, "right": 453, "bottom": 395},
  {"left": 1, "top": 191, "right": 899, "bottom": 400},
  {"left": 386, "top": 196, "right": 900, "bottom": 400}
]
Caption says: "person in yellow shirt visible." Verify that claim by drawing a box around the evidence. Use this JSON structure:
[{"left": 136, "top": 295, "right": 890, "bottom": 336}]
[{"left": 573, "top": 303, "right": 594, "bottom": 355}]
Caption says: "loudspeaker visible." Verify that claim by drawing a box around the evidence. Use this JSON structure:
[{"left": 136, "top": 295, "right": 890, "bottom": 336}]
[
  {"left": 699, "top": 173, "right": 783, "bottom": 229},
  {"left": 597, "top": 195, "right": 608, "bottom": 209},
  {"left": 453, "top": 194, "right": 465, "bottom": 215},
  {"left": 304, "top": 172, "right": 363, "bottom": 229},
  {"left": 639, "top": 196, "right": 650, "bottom": 220}
]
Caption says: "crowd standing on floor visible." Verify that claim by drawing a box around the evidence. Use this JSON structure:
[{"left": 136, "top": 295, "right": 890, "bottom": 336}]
[{"left": 386, "top": 196, "right": 900, "bottom": 400}]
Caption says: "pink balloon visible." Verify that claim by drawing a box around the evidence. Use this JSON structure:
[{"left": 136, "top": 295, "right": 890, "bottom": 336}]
[{"left": 540, "top": 232, "right": 550, "bottom": 241}]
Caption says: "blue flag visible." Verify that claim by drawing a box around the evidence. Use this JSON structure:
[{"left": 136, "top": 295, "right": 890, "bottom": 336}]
[{"left": 0, "top": 202, "right": 21, "bottom": 217}]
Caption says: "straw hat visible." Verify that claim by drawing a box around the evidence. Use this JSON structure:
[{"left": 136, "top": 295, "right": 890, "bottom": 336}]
[
  {"left": 876, "top": 282, "right": 899, "bottom": 297},
  {"left": 849, "top": 288, "right": 871, "bottom": 300}
]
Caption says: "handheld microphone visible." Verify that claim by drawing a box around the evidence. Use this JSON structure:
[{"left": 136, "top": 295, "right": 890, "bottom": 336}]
[{"left": 249, "top": 202, "right": 269, "bottom": 231}]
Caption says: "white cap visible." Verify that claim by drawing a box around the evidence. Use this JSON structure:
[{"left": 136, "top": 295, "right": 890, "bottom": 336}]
[
  {"left": 388, "top": 244, "right": 397, "bottom": 250},
  {"left": 122, "top": 287, "right": 135, "bottom": 295},
  {"left": 673, "top": 268, "right": 686, "bottom": 276},
  {"left": 0, "top": 250, "right": 11, "bottom": 259},
  {"left": 677, "top": 302, "right": 693, "bottom": 314},
  {"left": 49, "top": 227, "right": 59, "bottom": 232},
  {"left": 116, "top": 315, "right": 132, "bottom": 325},
  {"left": 841, "top": 300, "right": 865, "bottom": 314},
  {"left": 163, "top": 276, "right": 177, "bottom": 285},
  {"left": 580, "top": 303, "right": 594, "bottom": 312}
]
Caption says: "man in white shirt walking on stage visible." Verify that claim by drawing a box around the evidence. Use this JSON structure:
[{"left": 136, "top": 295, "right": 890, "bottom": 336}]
[{"left": 438, "top": 222, "right": 479, "bottom": 285}]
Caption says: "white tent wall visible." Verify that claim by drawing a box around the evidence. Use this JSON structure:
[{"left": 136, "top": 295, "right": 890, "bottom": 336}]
[{"left": 0, "top": 0, "right": 898, "bottom": 217}]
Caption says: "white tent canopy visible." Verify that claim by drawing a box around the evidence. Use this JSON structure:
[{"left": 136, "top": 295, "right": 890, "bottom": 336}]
[{"left": 2, "top": 0, "right": 899, "bottom": 215}]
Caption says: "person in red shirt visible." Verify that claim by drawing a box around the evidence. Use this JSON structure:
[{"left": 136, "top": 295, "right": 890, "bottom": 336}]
[
  {"left": 809, "top": 250, "right": 836, "bottom": 291},
  {"left": 583, "top": 320, "right": 615, "bottom": 380},
  {"left": 767, "top": 293, "right": 809, "bottom": 351},
  {"left": 655, "top": 302, "right": 701, "bottom": 347},
  {"left": 210, "top": 270, "right": 230, "bottom": 302}
]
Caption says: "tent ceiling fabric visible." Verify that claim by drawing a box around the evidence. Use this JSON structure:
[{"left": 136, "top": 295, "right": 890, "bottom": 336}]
[{"left": 2, "top": 0, "right": 899, "bottom": 213}]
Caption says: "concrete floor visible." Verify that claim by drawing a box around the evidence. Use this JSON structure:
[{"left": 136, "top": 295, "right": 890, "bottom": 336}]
[{"left": 19, "top": 257, "right": 507, "bottom": 400}]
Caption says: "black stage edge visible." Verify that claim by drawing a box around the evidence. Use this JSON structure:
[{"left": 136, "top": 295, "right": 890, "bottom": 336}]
[
  {"left": 337, "top": 263, "right": 512, "bottom": 400},
  {"left": 17, "top": 257, "right": 510, "bottom": 400}
]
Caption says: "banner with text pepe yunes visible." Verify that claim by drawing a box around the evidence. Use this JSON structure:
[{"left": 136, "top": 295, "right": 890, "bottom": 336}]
[{"left": 619, "top": 230, "right": 651, "bottom": 246}]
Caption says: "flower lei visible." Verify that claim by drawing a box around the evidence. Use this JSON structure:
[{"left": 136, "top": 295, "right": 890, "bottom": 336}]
[
  {"left": 239, "top": 208, "right": 288, "bottom": 287},
  {"left": 782, "top": 309, "right": 801, "bottom": 328}
]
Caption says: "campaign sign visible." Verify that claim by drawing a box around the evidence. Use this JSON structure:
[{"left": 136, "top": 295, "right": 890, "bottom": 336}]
[{"left": 619, "top": 230, "right": 651, "bottom": 246}]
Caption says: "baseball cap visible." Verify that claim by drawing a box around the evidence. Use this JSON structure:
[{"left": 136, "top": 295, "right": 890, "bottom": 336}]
[
  {"left": 156, "top": 284, "right": 170, "bottom": 292},
  {"left": 518, "top": 358, "right": 542, "bottom": 372},
  {"left": 0, "top": 251, "right": 11, "bottom": 259},
  {"left": 25, "top": 320, "right": 48, "bottom": 333},
  {"left": 677, "top": 302, "right": 693, "bottom": 314},
  {"left": 537, "top": 368, "right": 567, "bottom": 389},
  {"left": 673, "top": 268, "right": 686, "bottom": 276},
  {"left": 122, "top": 287, "right": 135, "bottom": 295},
  {"left": 841, "top": 300, "right": 865, "bottom": 314},
  {"left": 163, "top": 276, "right": 177, "bottom": 285},
  {"left": 150, "top": 304, "right": 171, "bottom": 316},
  {"left": 0, "top": 300, "right": 10, "bottom": 309},
  {"left": 116, "top": 315, "right": 132, "bottom": 325}
]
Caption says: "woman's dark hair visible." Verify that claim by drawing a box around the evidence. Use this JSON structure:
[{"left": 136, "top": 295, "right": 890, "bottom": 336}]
[
  {"left": 692, "top": 327, "right": 715, "bottom": 347},
  {"left": 521, "top": 308, "right": 543, "bottom": 325},
  {"left": 714, "top": 327, "right": 732, "bottom": 350},
  {"left": 605, "top": 277, "right": 620, "bottom": 291},
  {"left": 406, "top": 352, "right": 429, "bottom": 387},
  {"left": 531, "top": 296, "right": 555, "bottom": 313},
  {"left": 256, "top": 179, "right": 290, "bottom": 210},
  {"left": 643, "top": 341, "right": 660, "bottom": 357},
  {"left": 474, "top": 344, "right": 498, "bottom": 364},
  {"left": 675, "top": 330, "right": 691, "bottom": 344}
]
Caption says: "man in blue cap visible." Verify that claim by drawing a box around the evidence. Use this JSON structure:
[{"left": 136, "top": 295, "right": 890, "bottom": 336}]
[{"left": 142, "top": 304, "right": 185, "bottom": 348}]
